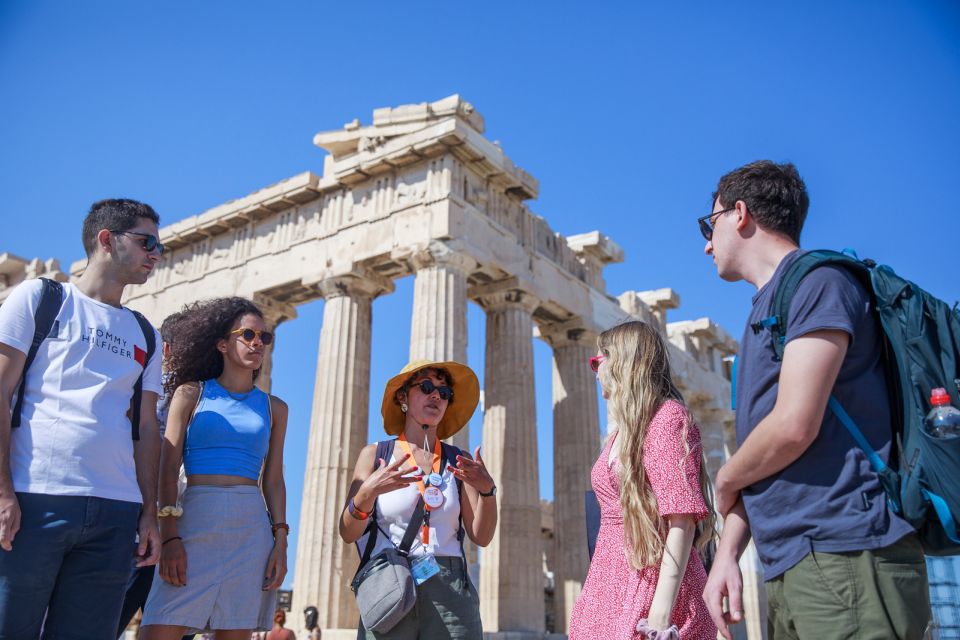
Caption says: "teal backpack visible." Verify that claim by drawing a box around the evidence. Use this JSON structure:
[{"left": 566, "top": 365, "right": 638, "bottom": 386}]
[{"left": 756, "top": 249, "right": 960, "bottom": 555}]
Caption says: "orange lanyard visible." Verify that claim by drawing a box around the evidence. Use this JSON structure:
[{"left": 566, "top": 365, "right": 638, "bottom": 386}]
[{"left": 397, "top": 433, "right": 442, "bottom": 545}]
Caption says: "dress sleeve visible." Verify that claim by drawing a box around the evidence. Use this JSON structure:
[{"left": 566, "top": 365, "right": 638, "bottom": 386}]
[{"left": 642, "top": 400, "right": 710, "bottom": 520}]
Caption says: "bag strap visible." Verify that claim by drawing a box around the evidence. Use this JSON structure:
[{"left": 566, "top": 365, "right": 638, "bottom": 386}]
[
  {"left": 761, "top": 250, "right": 868, "bottom": 361},
  {"left": 397, "top": 496, "right": 426, "bottom": 556},
  {"left": 129, "top": 309, "right": 156, "bottom": 441},
  {"left": 440, "top": 442, "right": 468, "bottom": 555},
  {"left": 12, "top": 278, "right": 64, "bottom": 428}
]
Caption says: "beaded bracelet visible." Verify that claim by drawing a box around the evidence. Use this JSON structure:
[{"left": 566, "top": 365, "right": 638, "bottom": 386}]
[
  {"left": 271, "top": 522, "right": 290, "bottom": 535},
  {"left": 158, "top": 505, "right": 183, "bottom": 518}
]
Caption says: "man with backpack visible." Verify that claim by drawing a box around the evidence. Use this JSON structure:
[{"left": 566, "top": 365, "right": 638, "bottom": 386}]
[
  {"left": 0, "top": 199, "right": 164, "bottom": 638},
  {"left": 699, "top": 161, "right": 932, "bottom": 639}
]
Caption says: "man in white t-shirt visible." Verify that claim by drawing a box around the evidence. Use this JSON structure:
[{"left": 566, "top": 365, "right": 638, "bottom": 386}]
[{"left": 0, "top": 199, "right": 165, "bottom": 639}]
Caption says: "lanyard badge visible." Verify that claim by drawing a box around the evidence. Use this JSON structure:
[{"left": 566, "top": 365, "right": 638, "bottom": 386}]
[{"left": 397, "top": 434, "right": 445, "bottom": 545}]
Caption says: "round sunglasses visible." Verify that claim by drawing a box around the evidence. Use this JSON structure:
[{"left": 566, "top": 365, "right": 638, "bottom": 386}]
[
  {"left": 229, "top": 327, "right": 274, "bottom": 345},
  {"left": 409, "top": 379, "right": 454, "bottom": 402}
]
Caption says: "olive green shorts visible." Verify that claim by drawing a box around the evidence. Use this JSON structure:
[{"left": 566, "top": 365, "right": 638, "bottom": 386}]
[
  {"left": 357, "top": 556, "right": 481, "bottom": 640},
  {"left": 765, "top": 533, "right": 932, "bottom": 640}
]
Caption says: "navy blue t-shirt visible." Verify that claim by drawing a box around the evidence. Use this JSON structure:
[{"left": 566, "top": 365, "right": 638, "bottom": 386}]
[{"left": 735, "top": 250, "right": 914, "bottom": 580}]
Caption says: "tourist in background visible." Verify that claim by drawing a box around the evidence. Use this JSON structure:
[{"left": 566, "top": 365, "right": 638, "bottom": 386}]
[
  {"left": 0, "top": 199, "right": 164, "bottom": 639},
  {"left": 302, "top": 606, "right": 320, "bottom": 640},
  {"left": 340, "top": 360, "right": 496, "bottom": 639},
  {"left": 140, "top": 297, "right": 289, "bottom": 639},
  {"left": 569, "top": 320, "right": 717, "bottom": 640},
  {"left": 266, "top": 609, "right": 295, "bottom": 640}
]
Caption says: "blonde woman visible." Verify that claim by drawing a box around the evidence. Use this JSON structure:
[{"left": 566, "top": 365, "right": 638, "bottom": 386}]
[{"left": 569, "top": 321, "right": 717, "bottom": 640}]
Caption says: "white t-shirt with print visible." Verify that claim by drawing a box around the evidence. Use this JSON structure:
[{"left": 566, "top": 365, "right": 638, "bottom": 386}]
[{"left": 0, "top": 279, "right": 162, "bottom": 503}]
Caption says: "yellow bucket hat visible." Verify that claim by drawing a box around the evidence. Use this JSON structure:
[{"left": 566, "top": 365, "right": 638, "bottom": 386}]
[{"left": 381, "top": 359, "right": 480, "bottom": 440}]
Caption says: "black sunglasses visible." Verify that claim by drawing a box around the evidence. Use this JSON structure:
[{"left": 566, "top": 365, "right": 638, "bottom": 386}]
[
  {"left": 697, "top": 208, "right": 735, "bottom": 242},
  {"left": 112, "top": 230, "right": 165, "bottom": 256},
  {"left": 229, "top": 328, "right": 274, "bottom": 345},
  {"left": 410, "top": 379, "right": 454, "bottom": 402}
]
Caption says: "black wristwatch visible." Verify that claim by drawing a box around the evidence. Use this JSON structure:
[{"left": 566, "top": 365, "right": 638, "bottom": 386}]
[{"left": 479, "top": 485, "right": 497, "bottom": 498}]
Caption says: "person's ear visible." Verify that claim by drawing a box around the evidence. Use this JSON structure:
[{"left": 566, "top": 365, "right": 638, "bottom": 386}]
[
  {"left": 735, "top": 201, "right": 752, "bottom": 232},
  {"left": 216, "top": 337, "right": 228, "bottom": 354},
  {"left": 96, "top": 228, "right": 114, "bottom": 255}
]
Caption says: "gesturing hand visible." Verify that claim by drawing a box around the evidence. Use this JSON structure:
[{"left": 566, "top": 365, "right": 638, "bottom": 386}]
[
  {"left": 448, "top": 446, "right": 495, "bottom": 495},
  {"left": 358, "top": 453, "right": 419, "bottom": 504}
]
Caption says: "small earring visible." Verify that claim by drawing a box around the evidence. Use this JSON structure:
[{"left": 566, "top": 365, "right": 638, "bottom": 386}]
[{"left": 401, "top": 403, "right": 408, "bottom": 413}]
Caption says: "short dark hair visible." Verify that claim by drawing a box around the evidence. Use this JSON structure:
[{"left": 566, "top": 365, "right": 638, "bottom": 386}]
[
  {"left": 713, "top": 160, "right": 809, "bottom": 244},
  {"left": 82, "top": 199, "right": 160, "bottom": 257}
]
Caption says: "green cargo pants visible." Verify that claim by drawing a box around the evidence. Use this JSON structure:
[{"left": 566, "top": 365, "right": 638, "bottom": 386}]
[{"left": 765, "top": 533, "right": 932, "bottom": 640}]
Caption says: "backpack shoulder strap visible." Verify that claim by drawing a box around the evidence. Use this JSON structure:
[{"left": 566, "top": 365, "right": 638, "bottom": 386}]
[
  {"left": 12, "top": 278, "right": 64, "bottom": 428},
  {"left": 763, "top": 250, "right": 869, "bottom": 361},
  {"left": 440, "top": 441, "right": 469, "bottom": 556},
  {"left": 129, "top": 309, "right": 156, "bottom": 441}
]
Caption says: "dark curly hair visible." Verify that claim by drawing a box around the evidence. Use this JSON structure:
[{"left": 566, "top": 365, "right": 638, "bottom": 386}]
[{"left": 164, "top": 297, "right": 265, "bottom": 395}]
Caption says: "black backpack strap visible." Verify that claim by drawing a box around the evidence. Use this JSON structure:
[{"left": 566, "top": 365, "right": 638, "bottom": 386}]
[
  {"left": 441, "top": 442, "right": 469, "bottom": 567},
  {"left": 357, "top": 439, "right": 397, "bottom": 566},
  {"left": 129, "top": 310, "right": 156, "bottom": 441},
  {"left": 12, "top": 278, "right": 64, "bottom": 428},
  {"left": 762, "top": 250, "right": 869, "bottom": 361}
]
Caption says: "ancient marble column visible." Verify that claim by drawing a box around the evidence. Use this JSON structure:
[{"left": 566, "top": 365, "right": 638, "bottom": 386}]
[
  {"left": 542, "top": 325, "right": 601, "bottom": 634},
  {"left": 408, "top": 247, "right": 471, "bottom": 453},
  {"left": 474, "top": 285, "right": 544, "bottom": 633},
  {"left": 252, "top": 294, "right": 298, "bottom": 394},
  {"left": 291, "top": 274, "right": 393, "bottom": 632}
]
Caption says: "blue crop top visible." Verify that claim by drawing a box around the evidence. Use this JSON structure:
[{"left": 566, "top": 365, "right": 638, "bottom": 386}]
[{"left": 183, "top": 378, "right": 272, "bottom": 480}]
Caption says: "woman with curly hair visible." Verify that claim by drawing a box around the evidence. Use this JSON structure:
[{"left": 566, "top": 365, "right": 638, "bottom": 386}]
[
  {"left": 569, "top": 321, "right": 717, "bottom": 640},
  {"left": 140, "top": 297, "right": 289, "bottom": 640}
]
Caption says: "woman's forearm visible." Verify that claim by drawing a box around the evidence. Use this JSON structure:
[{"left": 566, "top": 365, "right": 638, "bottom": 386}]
[
  {"left": 647, "top": 515, "right": 696, "bottom": 628},
  {"left": 157, "top": 464, "right": 182, "bottom": 538},
  {"left": 262, "top": 477, "right": 286, "bottom": 526},
  {"left": 470, "top": 494, "right": 497, "bottom": 546}
]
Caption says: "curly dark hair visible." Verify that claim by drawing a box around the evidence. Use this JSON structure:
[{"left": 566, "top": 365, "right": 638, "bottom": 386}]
[{"left": 164, "top": 297, "right": 265, "bottom": 394}]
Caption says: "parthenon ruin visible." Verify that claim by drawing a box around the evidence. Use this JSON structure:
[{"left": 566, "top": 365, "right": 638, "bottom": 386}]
[{"left": 0, "top": 96, "right": 766, "bottom": 639}]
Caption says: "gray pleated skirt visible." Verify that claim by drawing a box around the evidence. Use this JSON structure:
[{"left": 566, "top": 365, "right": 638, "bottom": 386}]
[{"left": 141, "top": 485, "right": 277, "bottom": 633}]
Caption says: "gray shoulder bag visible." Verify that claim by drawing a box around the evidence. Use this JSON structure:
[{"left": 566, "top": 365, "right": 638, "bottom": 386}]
[{"left": 350, "top": 489, "right": 426, "bottom": 633}]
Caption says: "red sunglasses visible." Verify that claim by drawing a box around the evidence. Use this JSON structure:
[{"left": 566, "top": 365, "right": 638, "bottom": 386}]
[{"left": 588, "top": 355, "right": 606, "bottom": 373}]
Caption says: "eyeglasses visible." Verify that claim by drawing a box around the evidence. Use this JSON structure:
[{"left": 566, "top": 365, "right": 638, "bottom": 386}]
[
  {"left": 697, "top": 208, "right": 735, "bottom": 242},
  {"left": 229, "top": 328, "right": 274, "bottom": 345},
  {"left": 588, "top": 354, "right": 606, "bottom": 373},
  {"left": 410, "top": 379, "right": 454, "bottom": 402},
  {"left": 112, "top": 230, "right": 165, "bottom": 256}
]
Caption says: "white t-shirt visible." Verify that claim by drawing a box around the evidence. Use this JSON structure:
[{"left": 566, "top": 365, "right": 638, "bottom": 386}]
[{"left": 0, "top": 280, "right": 162, "bottom": 503}]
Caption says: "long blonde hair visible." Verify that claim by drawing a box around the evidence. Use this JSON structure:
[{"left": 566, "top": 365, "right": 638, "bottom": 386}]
[{"left": 598, "top": 320, "right": 716, "bottom": 570}]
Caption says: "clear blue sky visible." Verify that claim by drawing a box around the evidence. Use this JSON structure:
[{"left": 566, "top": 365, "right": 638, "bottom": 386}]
[{"left": 2, "top": 1, "right": 959, "bottom": 589}]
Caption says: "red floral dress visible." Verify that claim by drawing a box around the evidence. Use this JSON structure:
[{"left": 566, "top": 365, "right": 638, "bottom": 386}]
[{"left": 568, "top": 400, "right": 717, "bottom": 640}]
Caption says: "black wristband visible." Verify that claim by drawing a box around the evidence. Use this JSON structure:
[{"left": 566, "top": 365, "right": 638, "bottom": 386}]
[{"left": 162, "top": 536, "right": 183, "bottom": 546}]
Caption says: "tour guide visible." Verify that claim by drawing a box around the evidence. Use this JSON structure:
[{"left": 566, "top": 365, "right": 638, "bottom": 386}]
[{"left": 340, "top": 360, "right": 497, "bottom": 639}]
